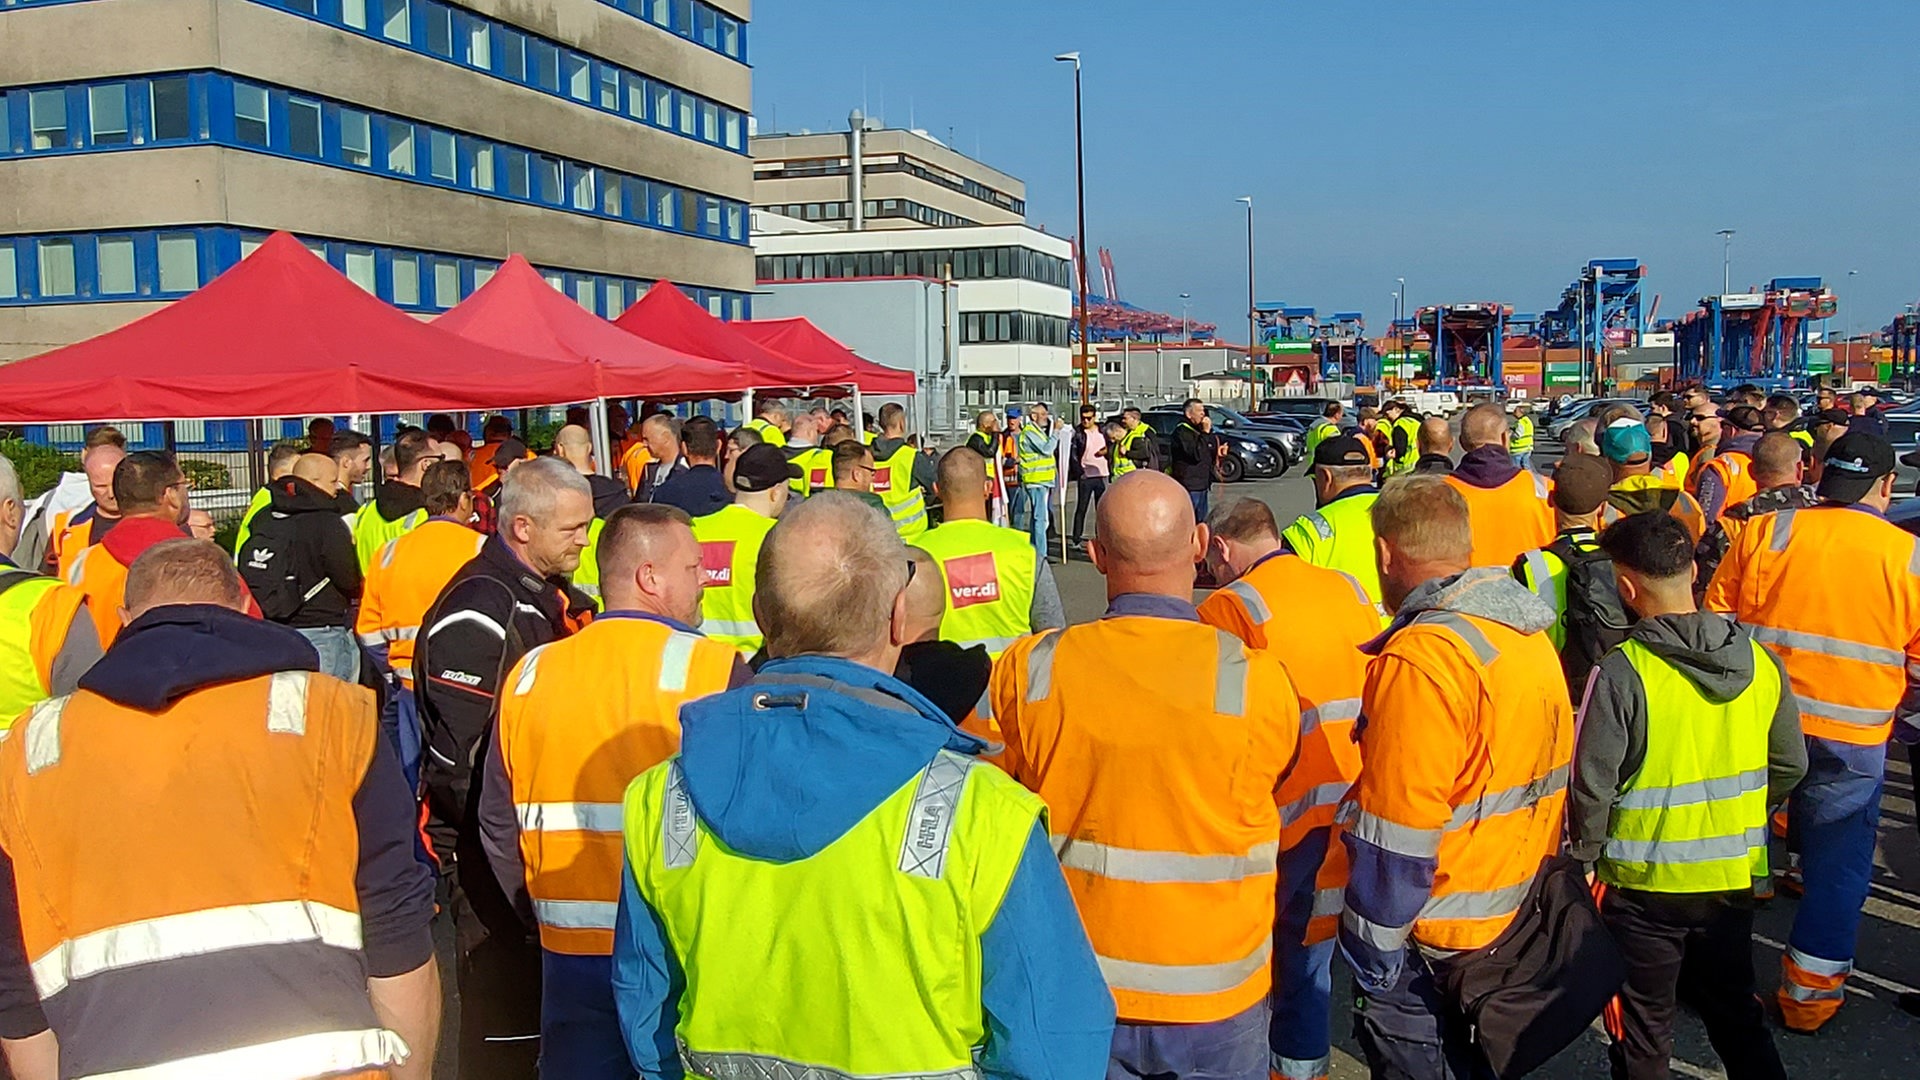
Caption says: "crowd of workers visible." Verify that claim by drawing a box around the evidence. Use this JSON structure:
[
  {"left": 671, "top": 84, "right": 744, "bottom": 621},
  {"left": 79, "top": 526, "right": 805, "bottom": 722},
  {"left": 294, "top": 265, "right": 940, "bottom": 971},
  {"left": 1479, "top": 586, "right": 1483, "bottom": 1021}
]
[{"left": 0, "top": 380, "right": 1910, "bottom": 1080}]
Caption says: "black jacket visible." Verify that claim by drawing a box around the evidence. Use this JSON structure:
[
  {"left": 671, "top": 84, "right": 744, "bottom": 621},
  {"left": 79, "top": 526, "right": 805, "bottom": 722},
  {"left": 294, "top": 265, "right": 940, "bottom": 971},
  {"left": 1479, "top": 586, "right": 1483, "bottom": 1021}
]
[
  {"left": 587, "top": 474, "right": 630, "bottom": 518},
  {"left": 414, "top": 536, "right": 590, "bottom": 947},
  {"left": 634, "top": 457, "right": 688, "bottom": 505},
  {"left": 893, "top": 640, "right": 993, "bottom": 724},
  {"left": 242, "top": 476, "right": 362, "bottom": 629},
  {"left": 651, "top": 463, "right": 729, "bottom": 518},
  {"left": 1170, "top": 421, "right": 1218, "bottom": 492}
]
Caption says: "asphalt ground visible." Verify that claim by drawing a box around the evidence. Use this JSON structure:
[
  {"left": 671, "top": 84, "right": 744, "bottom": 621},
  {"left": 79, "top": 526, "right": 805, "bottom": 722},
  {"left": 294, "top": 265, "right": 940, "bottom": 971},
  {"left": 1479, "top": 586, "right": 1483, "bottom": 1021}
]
[{"left": 1051, "top": 461, "right": 1920, "bottom": 1079}]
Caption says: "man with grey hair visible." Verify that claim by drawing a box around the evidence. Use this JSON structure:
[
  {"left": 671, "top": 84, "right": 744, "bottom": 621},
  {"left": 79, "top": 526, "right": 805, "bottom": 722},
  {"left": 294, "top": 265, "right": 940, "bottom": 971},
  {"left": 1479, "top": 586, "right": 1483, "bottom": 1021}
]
[
  {"left": 1565, "top": 417, "right": 1602, "bottom": 457},
  {"left": 612, "top": 491, "right": 1115, "bottom": 1077},
  {"left": 0, "top": 453, "right": 102, "bottom": 727},
  {"left": 415, "top": 455, "right": 595, "bottom": 1077}
]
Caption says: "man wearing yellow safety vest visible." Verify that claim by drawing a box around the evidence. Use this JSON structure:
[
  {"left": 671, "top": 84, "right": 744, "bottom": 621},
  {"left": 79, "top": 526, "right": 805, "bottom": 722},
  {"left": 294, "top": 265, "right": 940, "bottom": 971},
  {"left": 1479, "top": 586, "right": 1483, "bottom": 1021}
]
[
  {"left": 1113, "top": 407, "right": 1157, "bottom": 477},
  {"left": 871, "top": 403, "right": 934, "bottom": 540},
  {"left": 1512, "top": 454, "right": 1621, "bottom": 695},
  {"left": 1302, "top": 401, "right": 1345, "bottom": 462},
  {"left": 0, "top": 455, "right": 101, "bottom": 730},
  {"left": 783, "top": 413, "right": 834, "bottom": 497},
  {"left": 741, "top": 400, "right": 790, "bottom": 448},
  {"left": 1569, "top": 511, "right": 1803, "bottom": 1080},
  {"left": 613, "top": 493, "right": 1114, "bottom": 1080},
  {"left": 481, "top": 504, "right": 746, "bottom": 1080},
  {"left": 917, "top": 448, "right": 1066, "bottom": 660},
  {"left": 1510, "top": 400, "right": 1536, "bottom": 471},
  {"left": 352, "top": 429, "right": 435, "bottom": 573},
  {"left": 230, "top": 440, "right": 303, "bottom": 558},
  {"left": 690, "top": 444, "right": 798, "bottom": 657},
  {"left": 1013, "top": 403, "right": 1062, "bottom": 551},
  {"left": 1282, "top": 436, "right": 1385, "bottom": 610},
  {"left": 1384, "top": 400, "right": 1422, "bottom": 477}
]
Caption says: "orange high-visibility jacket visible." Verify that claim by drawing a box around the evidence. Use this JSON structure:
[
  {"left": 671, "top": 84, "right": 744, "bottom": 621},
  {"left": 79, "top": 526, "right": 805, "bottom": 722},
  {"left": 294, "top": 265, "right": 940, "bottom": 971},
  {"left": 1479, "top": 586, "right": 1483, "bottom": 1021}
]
[
  {"left": 970, "top": 612, "right": 1300, "bottom": 1024},
  {"left": 1698, "top": 451, "right": 1759, "bottom": 518},
  {"left": 497, "top": 615, "right": 737, "bottom": 955},
  {"left": 1342, "top": 609, "right": 1574, "bottom": 960},
  {"left": 1705, "top": 505, "right": 1920, "bottom": 746},
  {"left": 46, "top": 508, "right": 96, "bottom": 582},
  {"left": 1199, "top": 552, "right": 1376, "bottom": 946},
  {"left": 1445, "top": 471, "right": 1555, "bottom": 570},
  {"left": 356, "top": 519, "right": 485, "bottom": 688},
  {"left": 0, "top": 670, "right": 406, "bottom": 1077},
  {"left": 65, "top": 543, "right": 131, "bottom": 650}
]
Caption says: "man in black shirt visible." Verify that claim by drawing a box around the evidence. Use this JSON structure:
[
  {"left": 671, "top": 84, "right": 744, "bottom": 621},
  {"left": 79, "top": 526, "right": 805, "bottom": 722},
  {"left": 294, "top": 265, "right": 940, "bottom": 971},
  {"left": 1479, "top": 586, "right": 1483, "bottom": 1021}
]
[
  {"left": 554, "top": 424, "right": 629, "bottom": 517},
  {"left": 1169, "top": 398, "right": 1222, "bottom": 521},
  {"left": 651, "top": 416, "right": 731, "bottom": 518}
]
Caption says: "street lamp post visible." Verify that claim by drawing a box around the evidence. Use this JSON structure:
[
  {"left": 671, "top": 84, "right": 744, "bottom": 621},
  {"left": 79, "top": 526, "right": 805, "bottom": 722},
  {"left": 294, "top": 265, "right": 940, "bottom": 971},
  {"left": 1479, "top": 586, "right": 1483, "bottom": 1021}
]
[
  {"left": 1179, "top": 292, "right": 1191, "bottom": 344},
  {"left": 1238, "top": 196, "right": 1256, "bottom": 408},
  {"left": 1395, "top": 277, "right": 1408, "bottom": 388},
  {"left": 1056, "top": 52, "right": 1091, "bottom": 405},
  {"left": 1846, "top": 268, "right": 1859, "bottom": 359},
  {"left": 1717, "top": 229, "right": 1736, "bottom": 296}
]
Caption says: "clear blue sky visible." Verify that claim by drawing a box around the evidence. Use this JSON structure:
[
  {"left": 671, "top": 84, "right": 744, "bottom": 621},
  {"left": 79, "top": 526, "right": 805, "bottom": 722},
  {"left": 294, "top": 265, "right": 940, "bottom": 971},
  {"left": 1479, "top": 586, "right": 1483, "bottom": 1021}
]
[{"left": 751, "top": 0, "right": 1918, "bottom": 343}]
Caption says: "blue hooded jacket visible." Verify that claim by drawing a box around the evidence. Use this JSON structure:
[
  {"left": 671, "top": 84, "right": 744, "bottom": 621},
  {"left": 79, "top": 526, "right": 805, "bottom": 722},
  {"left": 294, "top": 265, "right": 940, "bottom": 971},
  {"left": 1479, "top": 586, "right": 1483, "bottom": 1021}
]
[{"left": 611, "top": 656, "right": 1114, "bottom": 1080}]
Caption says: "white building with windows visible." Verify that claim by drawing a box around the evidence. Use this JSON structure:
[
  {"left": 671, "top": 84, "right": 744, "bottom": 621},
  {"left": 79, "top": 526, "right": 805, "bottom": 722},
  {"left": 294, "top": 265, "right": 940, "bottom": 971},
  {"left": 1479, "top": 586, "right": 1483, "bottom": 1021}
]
[{"left": 752, "top": 218, "right": 1074, "bottom": 433}]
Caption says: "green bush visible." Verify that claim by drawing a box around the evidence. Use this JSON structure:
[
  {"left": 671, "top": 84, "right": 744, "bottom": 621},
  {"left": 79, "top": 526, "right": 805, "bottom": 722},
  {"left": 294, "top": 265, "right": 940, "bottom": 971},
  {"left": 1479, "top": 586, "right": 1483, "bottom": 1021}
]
[
  {"left": 179, "top": 458, "right": 232, "bottom": 491},
  {"left": 0, "top": 439, "right": 78, "bottom": 499}
]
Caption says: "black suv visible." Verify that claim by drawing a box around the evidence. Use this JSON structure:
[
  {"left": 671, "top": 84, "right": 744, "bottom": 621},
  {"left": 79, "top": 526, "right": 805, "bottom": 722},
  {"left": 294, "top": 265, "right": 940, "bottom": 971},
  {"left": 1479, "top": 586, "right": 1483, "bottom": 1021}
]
[{"left": 1123, "top": 408, "right": 1287, "bottom": 483}]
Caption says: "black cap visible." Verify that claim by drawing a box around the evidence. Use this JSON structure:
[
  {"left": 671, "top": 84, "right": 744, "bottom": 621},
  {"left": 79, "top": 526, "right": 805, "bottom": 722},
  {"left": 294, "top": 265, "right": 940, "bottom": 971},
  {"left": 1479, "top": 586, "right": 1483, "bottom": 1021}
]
[
  {"left": 1814, "top": 407, "right": 1853, "bottom": 427},
  {"left": 732, "top": 443, "right": 803, "bottom": 493},
  {"left": 1312, "top": 434, "right": 1372, "bottom": 468},
  {"left": 492, "top": 438, "right": 530, "bottom": 468},
  {"left": 1817, "top": 432, "right": 1895, "bottom": 503}
]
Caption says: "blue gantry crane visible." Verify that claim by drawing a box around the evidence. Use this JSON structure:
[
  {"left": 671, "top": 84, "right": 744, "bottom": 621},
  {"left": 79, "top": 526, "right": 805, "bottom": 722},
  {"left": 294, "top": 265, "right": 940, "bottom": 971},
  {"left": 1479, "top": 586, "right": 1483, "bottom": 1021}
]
[
  {"left": 1317, "top": 312, "right": 1380, "bottom": 388},
  {"left": 1891, "top": 309, "right": 1919, "bottom": 385},
  {"left": 1541, "top": 259, "right": 1646, "bottom": 387},
  {"left": 1416, "top": 303, "right": 1509, "bottom": 387},
  {"left": 1671, "top": 277, "right": 1837, "bottom": 387}
]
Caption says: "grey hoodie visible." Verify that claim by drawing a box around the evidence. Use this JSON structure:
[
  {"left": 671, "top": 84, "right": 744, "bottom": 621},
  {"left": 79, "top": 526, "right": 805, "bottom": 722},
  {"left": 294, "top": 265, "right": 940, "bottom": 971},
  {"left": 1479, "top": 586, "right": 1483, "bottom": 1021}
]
[{"left": 1567, "top": 612, "right": 1808, "bottom": 866}]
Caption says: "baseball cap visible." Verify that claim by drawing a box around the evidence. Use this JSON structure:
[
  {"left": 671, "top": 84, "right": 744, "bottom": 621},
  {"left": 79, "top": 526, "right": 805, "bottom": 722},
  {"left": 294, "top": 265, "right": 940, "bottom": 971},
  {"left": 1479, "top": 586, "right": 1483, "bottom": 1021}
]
[
  {"left": 492, "top": 438, "right": 531, "bottom": 469},
  {"left": 1312, "top": 434, "right": 1372, "bottom": 468},
  {"left": 1815, "top": 407, "right": 1852, "bottom": 428},
  {"left": 1816, "top": 432, "right": 1894, "bottom": 503},
  {"left": 1599, "top": 420, "right": 1652, "bottom": 464},
  {"left": 1551, "top": 453, "right": 1613, "bottom": 516},
  {"left": 732, "top": 443, "right": 803, "bottom": 493}
]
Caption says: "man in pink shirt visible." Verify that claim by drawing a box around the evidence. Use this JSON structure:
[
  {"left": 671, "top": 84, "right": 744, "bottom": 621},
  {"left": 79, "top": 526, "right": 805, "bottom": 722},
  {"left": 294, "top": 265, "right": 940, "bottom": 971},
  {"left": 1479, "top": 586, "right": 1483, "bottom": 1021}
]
[{"left": 1069, "top": 404, "right": 1110, "bottom": 547}]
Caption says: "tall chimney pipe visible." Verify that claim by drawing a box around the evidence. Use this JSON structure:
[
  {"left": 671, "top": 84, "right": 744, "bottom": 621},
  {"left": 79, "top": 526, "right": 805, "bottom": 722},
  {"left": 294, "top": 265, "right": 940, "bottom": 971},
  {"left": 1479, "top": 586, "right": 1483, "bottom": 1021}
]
[{"left": 848, "top": 109, "right": 865, "bottom": 231}]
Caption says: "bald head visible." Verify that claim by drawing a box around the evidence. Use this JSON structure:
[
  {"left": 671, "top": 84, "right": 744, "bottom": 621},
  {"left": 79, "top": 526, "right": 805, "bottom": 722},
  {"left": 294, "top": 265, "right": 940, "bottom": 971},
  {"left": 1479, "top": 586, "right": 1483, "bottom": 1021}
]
[
  {"left": 789, "top": 412, "right": 821, "bottom": 446},
  {"left": 1751, "top": 432, "right": 1804, "bottom": 488},
  {"left": 1090, "top": 471, "right": 1206, "bottom": 599},
  {"left": 597, "top": 503, "right": 702, "bottom": 623},
  {"left": 291, "top": 453, "right": 338, "bottom": 493},
  {"left": 902, "top": 547, "right": 946, "bottom": 643},
  {"left": 756, "top": 492, "right": 909, "bottom": 667},
  {"left": 1459, "top": 403, "right": 1509, "bottom": 451},
  {"left": 123, "top": 539, "right": 250, "bottom": 621},
  {"left": 552, "top": 424, "right": 595, "bottom": 472},
  {"left": 1417, "top": 416, "right": 1454, "bottom": 457},
  {"left": 84, "top": 444, "right": 127, "bottom": 516},
  {"left": 936, "top": 447, "right": 990, "bottom": 520}
]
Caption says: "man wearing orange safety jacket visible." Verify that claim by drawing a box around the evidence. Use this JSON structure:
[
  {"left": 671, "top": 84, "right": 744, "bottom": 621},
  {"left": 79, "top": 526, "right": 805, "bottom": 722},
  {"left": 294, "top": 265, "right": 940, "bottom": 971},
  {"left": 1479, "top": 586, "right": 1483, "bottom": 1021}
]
[
  {"left": 971, "top": 471, "right": 1301, "bottom": 1079},
  {"left": 1694, "top": 405, "right": 1765, "bottom": 527},
  {"left": 1339, "top": 476, "right": 1574, "bottom": 1077},
  {"left": 479, "top": 505, "right": 747, "bottom": 1079},
  {"left": 1444, "top": 404, "right": 1554, "bottom": 570},
  {"left": 356, "top": 460, "right": 482, "bottom": 789},
  {"left": 1198, "top": 498, "right": 1376, "bottom": 1080},
  {"left": 1704, "top": 432, "right": 1920, "bottom": 1033}
]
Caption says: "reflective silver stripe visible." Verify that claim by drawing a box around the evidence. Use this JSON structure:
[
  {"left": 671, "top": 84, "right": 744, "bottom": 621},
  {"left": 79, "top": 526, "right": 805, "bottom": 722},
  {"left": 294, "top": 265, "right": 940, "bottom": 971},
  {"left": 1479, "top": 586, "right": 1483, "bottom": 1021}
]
[
  {"left": 80, "top": 1028, "right": 406, "bottom": 1080},
  {"left": 662, "top": 763, "right": 698, "bottom": 869},
  {"left": 1749, "top": 625, "right": 1903, "bottom": 667},
  {"left": 1785, "top": 946, "right": 1852, "bottom": 978},
  {"left": 1336, "top": 570, "right": 1371, "bottom": 607},
  {"left": 1413, "top": 611, "right": 1499, "bottom": 666},
  {"left": 31, "top": 899, "right": 363, "bottom": 998},
  {"left": 1603, "top": 826, "right": 1767, "bottom": 865},
  {"left": 1614, "top": 767, "right": 1767, "bottom": 810},
  {"left": 1910, "top": 537, "right": 1920, "bottom": 577},
  {"left": 701, "top": 618, "right": 761, "bottom": 639},
  {"left": 64, "top": 546, "right": 89, "bottom": 586},
  {"left": 1782, "top": 981, "right": 1846, "bottom": 1002},
  {"left": 970, "top": 685, "right": 994, "bottom": 723},
  {"left": 428, "top": 608, "right": 506, "bottom": 638},
  {"left": 387, "top": 625, "right": 419, "bottom": 642},
  {"left": 1025, "top": 629, "right": 1063, "bottom": 703},
  {"left": 266, "top": 671, "right": 309, "bottom": 735},
  {"left": 1053, "top": 837, "right": 1277, "bottom": 884},
  {"left": 681, "top": 1047, "right": 978, "bottom": 1080},
  {"left": 1310, "top": 887, "right": 1346, "bottom": 919},
  {"left": 1225, "top": 580, "right": 1271, "bottom": 625},
  {"left": 1272, "top": 1053, "right": 1331, "bottom": 1080},
  {"left": 532, "top": 899, "right": 617, "bottom": 931},
  {"left": 378, "top": 540, "right": 399, "bottom": 570},
  {"left": 1278, "top": 782, "right": 1351, "bottom": 829},
  {"left": 517, "top": 802, "right": 624, "bottom": 833},
  {"left": 1447, "top": 764, "right": 1569, "bottom": 830},
  {"left": 1214, "top": 631, "right": 1249, "bottom": 717},
  {"left": 1340, "top": 907, "right": 1411, "bottom": 953},
  {"left": 511, "top": 643, "right": 553, "bottom": 697},
  {"left": 955, "top": 634, "right": 1021, "bottom": 656},
  {"left": 899, "top": 750, "right": 972, "bottom": 879},
  {"left": 658, "top": 632, "right": 700, "bottom": 693},
  {"left": 356, "top": 630, "right": 386, "bottom": 648},
  {"left": 1307, "top": 513, "right": 1333, "bottom": 541},
  {"left": 391, "top": 663, "right": 413, "bottom": 681},
  {"left": 576, "top": 582, "right": 602, "bottom": 600},
  {"left": 1420, "top": 878, "right": 1530, "bottom": 921},
  {"left": 1097, "top": 939, "right": 1271, "bottom": 996},
  {"left": 1770, "top": 509, "right": 1796, "bottom": 551},
  {"left": 1300, "top": 697, "right": 1362, "bottom": 737},
  {"left": 1522, "top": 549, "right": 1554, "bottom": 605},
  {"left": 22, "top": 696, "right": 70, "bottom": 775},
  {"left": 1530, "top": 473, "right": 1549, "bottom": 499},
  {"left": 1349, "top": 810, "right": 1443, "bottom": 858},
  {"left": 1795, "top": 694, "right": 1893, "bottom": 728}
]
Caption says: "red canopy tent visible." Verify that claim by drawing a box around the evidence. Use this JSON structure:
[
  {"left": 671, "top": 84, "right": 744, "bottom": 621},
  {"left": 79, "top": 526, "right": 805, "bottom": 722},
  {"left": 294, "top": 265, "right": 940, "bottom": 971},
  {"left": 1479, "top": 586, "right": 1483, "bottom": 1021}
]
[
  {"left": 0, "top": 232, "right": 599, "bottom": 423},
  {"left": 614, "top": 280, "right": 859, "bottom": 393},
  {"left": 732, "top": 317, "right": 916, "bottom": 394},
  {"left": 435, "top": 255, "right": 753, "bottom": 398}
]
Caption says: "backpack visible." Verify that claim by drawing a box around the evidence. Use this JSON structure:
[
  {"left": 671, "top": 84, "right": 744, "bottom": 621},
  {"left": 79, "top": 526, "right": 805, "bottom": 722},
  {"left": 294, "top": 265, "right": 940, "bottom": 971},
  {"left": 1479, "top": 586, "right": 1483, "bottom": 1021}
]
[
  {"left": 1547, "top": 535, "right": 1632, "bottom": 697},
  {"left": 238, "top": 512, "right": 330, "bottom": 623}
]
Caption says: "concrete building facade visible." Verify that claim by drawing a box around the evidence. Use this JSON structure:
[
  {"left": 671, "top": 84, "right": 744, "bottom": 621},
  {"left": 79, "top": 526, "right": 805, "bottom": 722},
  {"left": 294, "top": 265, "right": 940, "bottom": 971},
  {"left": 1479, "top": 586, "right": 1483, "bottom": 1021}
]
[
  {"left": 750, "top": 126, "right": 1025, "bottom": 231},
  {"left": 0, "top": 0, "right": 755, "bottom": 361},
  {"left": 1086, "top": 342, "right": 1254, "bottom": 410}
]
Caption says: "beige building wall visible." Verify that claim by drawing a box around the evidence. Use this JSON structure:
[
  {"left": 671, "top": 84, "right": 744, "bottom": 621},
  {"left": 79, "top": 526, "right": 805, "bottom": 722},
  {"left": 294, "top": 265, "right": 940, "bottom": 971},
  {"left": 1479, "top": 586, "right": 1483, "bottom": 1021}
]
[{"left": 751, "top": 128, "right": 1025, "bottom": 229}]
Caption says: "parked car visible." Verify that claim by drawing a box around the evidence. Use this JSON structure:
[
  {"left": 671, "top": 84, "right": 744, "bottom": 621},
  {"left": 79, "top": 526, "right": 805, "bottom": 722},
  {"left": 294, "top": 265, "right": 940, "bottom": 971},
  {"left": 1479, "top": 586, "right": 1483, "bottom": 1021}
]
[
  {"left": 1543, "top": 397, "right": 1650, "bottom": 441},
  {"left": 1254, "top": 397, "right": 1343, "bottom": 422},
  {"left": 1146, "top": 403, "right": 1302, "bottom": 472},
  {"left": 1123, "top": 410, "right": 1285, "bottom": 483}
]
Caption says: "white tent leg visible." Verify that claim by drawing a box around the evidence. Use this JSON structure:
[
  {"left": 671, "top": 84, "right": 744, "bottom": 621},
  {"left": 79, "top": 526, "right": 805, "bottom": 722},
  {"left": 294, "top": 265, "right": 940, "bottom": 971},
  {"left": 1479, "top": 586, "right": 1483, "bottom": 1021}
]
[
  {"left": 589, "top": 398, "right": 613, "bottom": 477},
  {"left": 741, "top": 388, "right": 754, "bottom": 431}
]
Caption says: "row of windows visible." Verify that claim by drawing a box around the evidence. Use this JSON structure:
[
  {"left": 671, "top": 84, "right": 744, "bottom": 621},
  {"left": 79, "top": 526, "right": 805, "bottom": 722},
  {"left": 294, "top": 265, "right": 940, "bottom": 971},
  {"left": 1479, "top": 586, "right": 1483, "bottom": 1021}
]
[
  {"left": 0, "top": 0, "right": 748, "bottom": 64},
  {"left": 3, "top": 74, "right": 750, "bottom": 245},
  {"left": 756, "top": 245, "right": 1073, "bottom": 288},
  {"left": 255, "top": 0, "right": 747, "bottom": 153},
  {"left": 960, "top": 311, "right": 1072, "bottom": 348},
  {"left": 0, "top": 227, "right": 753, "bottom": 320},
  {"left": 760, "top": 200, "right": 979, "bottom": 230},
  {"left": 755, "top": 155, "right": 1025, "bottom": 214}
]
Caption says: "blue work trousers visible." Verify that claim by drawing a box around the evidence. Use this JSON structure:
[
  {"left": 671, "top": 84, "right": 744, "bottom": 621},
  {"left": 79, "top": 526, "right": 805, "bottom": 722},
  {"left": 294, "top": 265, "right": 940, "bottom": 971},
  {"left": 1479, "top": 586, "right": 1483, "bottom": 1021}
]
[
  {"left": 1785, "top": 736, "right": 1885, "bottom": 967},
  {"left": 1023, "top": 484, "right": 1054, "bottom": 552},
  {"left": 541, "top": 951, "right": 634, "bottom": 1080},
  {"left": 1352, "top": 951, "right": 1495, "bottom": 1080},
  {"left": 1512, "top": 451, "right": 1534, "bottom": 473},
  {"left": 296, "top": 625, "right": 361, "bottom": 683},
  {"left": 1109, "top": 1000, "right": 1268, "bottom": 1080},
  {"left": 1272, "top": 831, "right": 1336, "bottom": 1079}
]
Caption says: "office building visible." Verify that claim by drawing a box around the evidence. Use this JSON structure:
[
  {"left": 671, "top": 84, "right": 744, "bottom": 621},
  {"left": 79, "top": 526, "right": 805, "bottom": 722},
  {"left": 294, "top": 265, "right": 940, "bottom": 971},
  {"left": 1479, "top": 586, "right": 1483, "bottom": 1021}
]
[
  {"left": 751, "top": 124, "right": 1025, "bottom": 232},
  {"left": 0, "top": 0, "right": 754, "bottom": 362}
]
